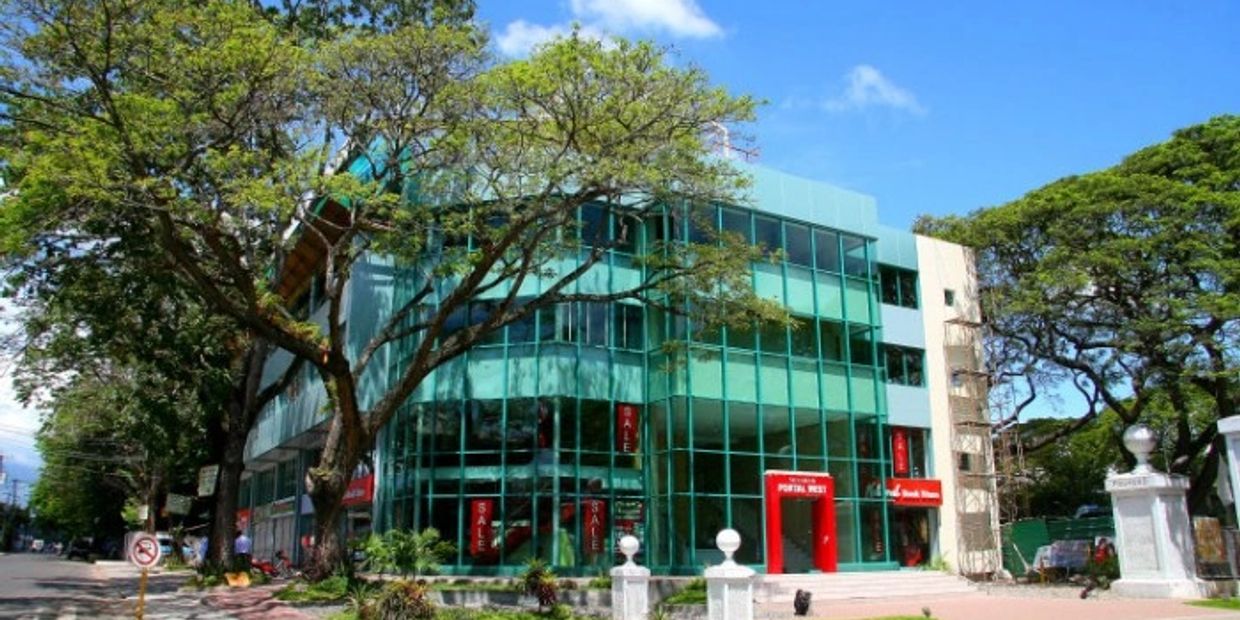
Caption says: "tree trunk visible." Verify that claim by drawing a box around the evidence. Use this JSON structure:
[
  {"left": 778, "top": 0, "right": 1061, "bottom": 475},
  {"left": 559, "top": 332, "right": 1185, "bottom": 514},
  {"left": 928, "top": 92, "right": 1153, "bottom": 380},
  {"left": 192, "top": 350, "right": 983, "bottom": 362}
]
[
  {"left": 208, "top": 395, "right": 248, "bottom": 567},
  {"left": 305, "top": 457, "right": 351, "bottom": 580},
  {"left": 208, "top": 339, "right": 270, "bottom": 568}
]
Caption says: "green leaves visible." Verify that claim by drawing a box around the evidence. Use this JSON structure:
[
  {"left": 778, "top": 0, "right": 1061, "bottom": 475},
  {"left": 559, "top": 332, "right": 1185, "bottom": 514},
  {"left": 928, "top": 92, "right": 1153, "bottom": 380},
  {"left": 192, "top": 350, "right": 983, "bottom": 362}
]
[{"left": 918, "top": 116, "right": 1239, "bottom": 503}]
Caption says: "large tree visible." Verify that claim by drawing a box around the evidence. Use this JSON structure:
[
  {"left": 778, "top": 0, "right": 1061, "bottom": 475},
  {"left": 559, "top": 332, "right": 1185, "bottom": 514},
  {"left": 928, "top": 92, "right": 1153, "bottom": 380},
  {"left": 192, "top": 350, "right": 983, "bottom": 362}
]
[
  {"left": 0, "top": 0, "right": 780, "bottom": 576},
  {"left": 917, "top": 116, "right": 1240, "bottom": 510}
]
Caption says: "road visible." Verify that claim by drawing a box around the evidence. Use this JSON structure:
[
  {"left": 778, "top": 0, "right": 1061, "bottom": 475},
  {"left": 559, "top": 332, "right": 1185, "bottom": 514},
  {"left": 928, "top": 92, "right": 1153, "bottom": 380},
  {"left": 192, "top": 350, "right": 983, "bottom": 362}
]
[{"left": 0, "top": 552, "right": 236, "bottom": 619}]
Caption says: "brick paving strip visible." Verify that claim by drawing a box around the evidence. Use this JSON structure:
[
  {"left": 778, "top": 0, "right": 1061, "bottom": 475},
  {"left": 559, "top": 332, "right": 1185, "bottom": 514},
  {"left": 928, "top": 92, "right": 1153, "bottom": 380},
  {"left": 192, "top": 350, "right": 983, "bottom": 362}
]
[
  {"left": 203, "top": 584, "right": 318, "bottom": 620},
  {"left": 805, "top": 593, "right": 1240, "bottom": 620}
]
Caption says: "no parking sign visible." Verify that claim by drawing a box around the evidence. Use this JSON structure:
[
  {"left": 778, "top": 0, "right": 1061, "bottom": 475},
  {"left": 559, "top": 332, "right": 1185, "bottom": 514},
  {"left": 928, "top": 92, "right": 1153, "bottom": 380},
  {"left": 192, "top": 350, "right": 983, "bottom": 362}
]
[
  {"left": 129, "top": 532, "right": 162, "bottom": 568},
  {"left": 128, "top": 532, "right": 161, "bottom": 619}
]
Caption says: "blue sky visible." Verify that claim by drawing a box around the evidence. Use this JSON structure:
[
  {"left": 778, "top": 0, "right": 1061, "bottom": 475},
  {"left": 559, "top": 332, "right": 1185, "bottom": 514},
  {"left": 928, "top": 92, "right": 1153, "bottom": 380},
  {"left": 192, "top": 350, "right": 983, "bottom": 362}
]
[{"left": 482, "top": 0, "right": 1240, "bottom": 228}]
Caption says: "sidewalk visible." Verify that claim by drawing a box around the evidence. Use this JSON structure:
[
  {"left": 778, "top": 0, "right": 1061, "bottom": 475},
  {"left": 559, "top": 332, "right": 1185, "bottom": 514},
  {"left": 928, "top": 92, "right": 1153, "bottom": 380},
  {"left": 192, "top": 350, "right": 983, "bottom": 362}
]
[
  {"left": 91, "top": 560, "right": 318, "bottom": 619},
  {"left": 803, "top": 591, "right": 1240, "bottom": 620}
]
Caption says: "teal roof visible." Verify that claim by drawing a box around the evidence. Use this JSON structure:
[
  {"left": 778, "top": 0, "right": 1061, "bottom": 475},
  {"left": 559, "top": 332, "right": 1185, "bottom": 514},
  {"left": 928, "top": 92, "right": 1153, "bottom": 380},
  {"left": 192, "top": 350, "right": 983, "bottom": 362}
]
[{"left": 740, "top": 163, "right": 918, "bottom": 270}]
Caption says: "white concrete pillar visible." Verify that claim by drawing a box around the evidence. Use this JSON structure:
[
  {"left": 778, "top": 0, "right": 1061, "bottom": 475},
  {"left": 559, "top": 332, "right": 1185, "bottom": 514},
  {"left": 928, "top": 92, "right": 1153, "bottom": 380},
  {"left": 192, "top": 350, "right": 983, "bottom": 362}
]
[
  {"left": 1106, "top": 424, "right": 1207, "bottom": 598},
  {"left": 705, "top": 529, "right": 754, "bottom": 620},
  {"left": 1216, "top": 417, "right": 1240, "bottom": 526},
  {"left": 611, "top": 535, "right": 650, "bottom": 620}
]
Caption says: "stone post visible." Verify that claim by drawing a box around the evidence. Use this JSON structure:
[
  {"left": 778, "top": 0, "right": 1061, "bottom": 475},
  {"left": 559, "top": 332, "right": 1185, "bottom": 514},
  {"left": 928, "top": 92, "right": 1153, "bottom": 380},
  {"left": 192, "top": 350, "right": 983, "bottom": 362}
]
[
  {"left": 1105, "top": 424, "right": 1207, "bottom": 598},
  {"left": 611, "top": 535, "right": 650, "bottom": 620},
  {"left": 1217, "top": 417, "right": 1240, "bottom": 526},
  {"left": 705, "top": 529, "right": 754, "bottom": 620}
]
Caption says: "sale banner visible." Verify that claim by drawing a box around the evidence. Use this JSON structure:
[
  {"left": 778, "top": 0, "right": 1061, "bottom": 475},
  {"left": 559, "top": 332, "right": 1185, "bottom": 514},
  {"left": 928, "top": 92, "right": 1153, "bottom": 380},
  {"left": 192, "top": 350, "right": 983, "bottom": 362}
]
[{"left": 470, "top": 499, "right": 495, "bottom": 556}]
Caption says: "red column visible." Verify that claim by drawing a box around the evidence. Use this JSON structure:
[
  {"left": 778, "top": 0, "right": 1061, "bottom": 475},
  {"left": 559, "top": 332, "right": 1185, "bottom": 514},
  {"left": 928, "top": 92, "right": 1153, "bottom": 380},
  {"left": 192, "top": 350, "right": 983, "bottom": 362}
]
[
  {"left": 764, "top": 473, "right": 784, "bottom": 574},
  {"left": 812, "top": 479, "right": 838, "bottom": 572}
]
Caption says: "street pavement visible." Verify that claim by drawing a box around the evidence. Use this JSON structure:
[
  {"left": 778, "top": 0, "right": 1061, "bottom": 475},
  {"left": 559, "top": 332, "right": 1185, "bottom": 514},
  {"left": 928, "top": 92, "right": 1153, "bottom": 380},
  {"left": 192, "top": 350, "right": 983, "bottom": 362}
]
[
  {"left": 807, "top": 591, "right": 1240, "bottom": 620},
  {"left": 0, "top": 553, "right": 315, "bottom": 619},
  {"left": 4, "top": 552, "right": 1240, "bottom": 619}
]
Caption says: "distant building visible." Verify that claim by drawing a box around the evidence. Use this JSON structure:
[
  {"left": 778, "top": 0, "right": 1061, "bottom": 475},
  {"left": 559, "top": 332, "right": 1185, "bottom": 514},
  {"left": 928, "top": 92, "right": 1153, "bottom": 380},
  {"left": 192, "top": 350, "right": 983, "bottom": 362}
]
[{"left": 238, "top": 164, "right": 1001, "bottom": 576}]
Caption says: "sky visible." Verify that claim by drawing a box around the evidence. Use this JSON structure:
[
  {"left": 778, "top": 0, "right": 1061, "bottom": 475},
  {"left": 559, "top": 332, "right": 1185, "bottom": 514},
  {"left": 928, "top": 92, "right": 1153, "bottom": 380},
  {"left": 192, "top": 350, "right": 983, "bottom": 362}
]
[
  {"left": 480, "top": 0, "right": 1240, "bottom": 228},
  {"left": 1, "top": 1, "right": 1238, "bottom": 488},
  {"left": 0, "top": 314, "right": 37, "bottom": 507}
]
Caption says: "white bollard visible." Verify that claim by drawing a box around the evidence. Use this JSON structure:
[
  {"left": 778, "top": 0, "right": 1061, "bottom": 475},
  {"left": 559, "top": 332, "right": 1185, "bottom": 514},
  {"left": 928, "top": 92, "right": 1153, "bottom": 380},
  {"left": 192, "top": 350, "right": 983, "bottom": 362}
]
[
  {"left": 611, "top": 535, "right": 650, "bottom": 620},
  {"left": 705, "top": 529, "right": 754, "bottom": 620}
]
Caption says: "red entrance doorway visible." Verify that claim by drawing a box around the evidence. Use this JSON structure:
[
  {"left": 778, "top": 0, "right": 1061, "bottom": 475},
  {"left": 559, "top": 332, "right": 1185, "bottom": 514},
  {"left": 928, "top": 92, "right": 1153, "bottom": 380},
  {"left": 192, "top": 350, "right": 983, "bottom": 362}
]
[{"left": 763, "top": 470, "right": 837, "bottom": 574}]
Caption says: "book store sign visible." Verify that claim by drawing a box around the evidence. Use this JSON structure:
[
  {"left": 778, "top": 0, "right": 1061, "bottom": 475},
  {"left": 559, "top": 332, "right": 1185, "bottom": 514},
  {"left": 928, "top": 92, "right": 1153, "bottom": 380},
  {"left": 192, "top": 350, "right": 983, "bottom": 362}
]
[{"left": 886, "top": 478, "right": 943, "bottom": 507}]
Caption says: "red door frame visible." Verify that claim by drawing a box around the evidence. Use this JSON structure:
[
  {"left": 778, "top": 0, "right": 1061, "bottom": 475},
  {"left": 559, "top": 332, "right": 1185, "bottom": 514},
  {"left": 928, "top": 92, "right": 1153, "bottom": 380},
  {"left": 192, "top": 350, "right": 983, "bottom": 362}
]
[{"left": 763, "top": 470, "right": 837, "bottom": 574}]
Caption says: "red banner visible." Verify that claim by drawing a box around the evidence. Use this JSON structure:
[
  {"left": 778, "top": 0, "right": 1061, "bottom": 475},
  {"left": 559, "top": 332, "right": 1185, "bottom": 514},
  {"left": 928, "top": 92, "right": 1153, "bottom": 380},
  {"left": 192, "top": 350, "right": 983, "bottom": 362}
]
[
  {"left": 582, "top": 499, "right": 607, "bottom": 554},
  {"left": 342, "top": 474, "right": 375, "bottom": 507},
  {"left": 616, "top": 404, "right": 639, "bottom": 453},
  {"left": 470, "top": 499, "right": 495, "bottom": 556},
  {"left": 886, "top": 478, "right": 943, "bottom": 507},
  {"left": 892, "top": 427, "right": 909, "bottom": 476}
]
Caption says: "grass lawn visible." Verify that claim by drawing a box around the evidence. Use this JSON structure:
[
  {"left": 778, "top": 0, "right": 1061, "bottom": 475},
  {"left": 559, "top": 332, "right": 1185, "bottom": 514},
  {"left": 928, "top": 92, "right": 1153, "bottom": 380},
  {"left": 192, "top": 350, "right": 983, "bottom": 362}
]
[{"left": 1188, "top": 598, "right": 1240, "bottom": 610}]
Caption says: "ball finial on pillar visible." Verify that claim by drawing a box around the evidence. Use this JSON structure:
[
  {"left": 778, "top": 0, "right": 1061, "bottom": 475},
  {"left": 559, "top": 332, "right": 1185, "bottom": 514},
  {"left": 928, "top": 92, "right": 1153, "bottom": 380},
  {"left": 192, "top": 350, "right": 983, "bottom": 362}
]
[
  {"left": 716, "top": 528, "right": 741, "bottom": 566},
  {"left": 618, "top": 535, "right": 639, "bottom": 567},
  {"left": 1123, "top": 424, "right": 1158, "bottom": 473}
]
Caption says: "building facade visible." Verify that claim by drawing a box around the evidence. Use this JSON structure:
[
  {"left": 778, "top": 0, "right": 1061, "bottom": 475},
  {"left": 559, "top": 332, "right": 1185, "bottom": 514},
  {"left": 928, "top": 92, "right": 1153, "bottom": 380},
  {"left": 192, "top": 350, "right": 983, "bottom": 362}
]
[{"left": 237, "top": 164, "right": 1001, "bottom": 576}]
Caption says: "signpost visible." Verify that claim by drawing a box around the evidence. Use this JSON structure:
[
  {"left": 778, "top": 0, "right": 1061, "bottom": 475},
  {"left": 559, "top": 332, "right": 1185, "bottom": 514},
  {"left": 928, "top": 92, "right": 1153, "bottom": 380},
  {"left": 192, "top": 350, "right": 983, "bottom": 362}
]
[
  {"left": 197, "top": 464, "right": 220, "bottom": 497},
  {"left": 128, "top": 532, "right": 162, "bottom": 619}
]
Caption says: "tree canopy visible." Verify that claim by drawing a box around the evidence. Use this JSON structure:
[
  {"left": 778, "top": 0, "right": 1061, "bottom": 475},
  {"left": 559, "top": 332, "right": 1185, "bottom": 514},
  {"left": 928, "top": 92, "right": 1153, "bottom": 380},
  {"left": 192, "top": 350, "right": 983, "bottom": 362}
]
[
  {"left": 917, "top": 115, "right": 1240, "bottom": 509},
  {"left": 0, "top": 0, "right": 779, "bottom": 575}
]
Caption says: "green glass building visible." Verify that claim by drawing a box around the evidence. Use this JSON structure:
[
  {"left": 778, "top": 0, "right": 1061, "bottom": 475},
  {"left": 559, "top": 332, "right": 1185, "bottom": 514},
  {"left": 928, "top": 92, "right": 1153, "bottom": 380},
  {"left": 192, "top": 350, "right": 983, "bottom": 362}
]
[{"left": 239, "top": 164, "right": 999, "bottom": 576}]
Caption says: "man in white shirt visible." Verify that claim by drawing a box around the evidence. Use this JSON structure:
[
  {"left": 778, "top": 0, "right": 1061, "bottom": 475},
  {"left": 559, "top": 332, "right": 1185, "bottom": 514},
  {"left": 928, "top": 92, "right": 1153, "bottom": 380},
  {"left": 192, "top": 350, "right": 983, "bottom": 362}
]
[{"left": 234, "top": 530, "right": 252, "bottom": 572}]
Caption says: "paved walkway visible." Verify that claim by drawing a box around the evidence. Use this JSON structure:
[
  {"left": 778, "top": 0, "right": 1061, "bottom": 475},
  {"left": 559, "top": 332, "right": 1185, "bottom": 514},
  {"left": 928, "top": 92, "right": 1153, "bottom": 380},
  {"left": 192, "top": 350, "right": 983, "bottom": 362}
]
[
  {"left": 91, "top": 560, "right": 318, "bottom": 619},
  {"left": 802, "top": 592, "right": 1240, "bottom": 620}
]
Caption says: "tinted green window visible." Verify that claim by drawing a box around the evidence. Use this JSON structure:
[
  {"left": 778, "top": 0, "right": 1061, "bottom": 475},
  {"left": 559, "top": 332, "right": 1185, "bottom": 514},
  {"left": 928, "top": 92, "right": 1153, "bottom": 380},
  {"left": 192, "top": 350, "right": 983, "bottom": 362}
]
[
  {"left": 842, "top": 234, "right": 869, "bottom": 277},
  {"left": 613, "top": 212, "right": 637, "bottom": 253},
  {"left": 789, "top": 318, "right": 816, "bottom": 357},
  {"left": 849, "top": 326, "right": 875, "bottom": 366},
  {"left": 688, "top": 205, "right": 715, "bottom": 245},
  {"left": 721, "top": 208, "right": 751, "bottom": 243},
  {"left": 581, "top": 203, "right": 607, "bottom": 245},
  {"left": 614, "top": 304, "right": 644, "bottom": 351},
  {"left": 879, "top": 266, "right": 919, "bottom": 309},
  {"left": 754, "top": 216, "right": 781, "bottom": 253},
  {"left": 815, "top": 230, "right": 840, "bottom": 273},
  {"left": 759, "top": 321, "right": 788, "bottom": 354},
  {"left": 819, "top": 320, "right": 846, "bottom": 362},
  {"left": 727, "top": 323, "right": 757, "bottom": 351},
  {"left": 785, "top": 223, "right": 812, "bottom": 267},
  {"left": 883, "top": 345, "right": 924, "bottom": 386}
]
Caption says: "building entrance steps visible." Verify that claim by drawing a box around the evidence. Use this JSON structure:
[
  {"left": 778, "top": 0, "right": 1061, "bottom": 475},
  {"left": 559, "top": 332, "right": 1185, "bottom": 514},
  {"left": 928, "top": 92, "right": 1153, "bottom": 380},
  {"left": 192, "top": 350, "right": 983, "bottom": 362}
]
[{"left": 754, "top": 570, "right": 978, "bottom": 604}]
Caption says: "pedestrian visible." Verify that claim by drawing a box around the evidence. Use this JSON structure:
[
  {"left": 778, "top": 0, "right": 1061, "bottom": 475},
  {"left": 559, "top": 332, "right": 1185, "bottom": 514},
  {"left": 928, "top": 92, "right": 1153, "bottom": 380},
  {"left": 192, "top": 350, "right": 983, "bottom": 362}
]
[
  {"left": 234, "top": 530, "right": 252, "bottom": 573},
  {"left": 196, "top": 536, "right": 209, "bottom": 568}
]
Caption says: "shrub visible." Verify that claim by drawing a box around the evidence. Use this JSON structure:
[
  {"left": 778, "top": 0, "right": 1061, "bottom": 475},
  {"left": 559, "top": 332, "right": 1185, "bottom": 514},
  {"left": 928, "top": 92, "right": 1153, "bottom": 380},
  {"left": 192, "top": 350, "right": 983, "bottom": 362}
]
[
  {"left": 661, "top": 578, "right": 707, "bottom": 605},
  {"left": 586, "top": 574, "right": 611, "bottom": 590},
  {"left": 346, "top": 580, "right": 379, "bottom": 618},
  {"left": 359, "top": 528, "right": 456, "bottom": 577},
  {"left": 366, "top": 580, "right": 434, "bottom": 620},
  {"left": 275, "top": 575, "right": 351, "bottom": 603},
  {"left": 520, "top": 559, "right": 558, "bottom": 609}
]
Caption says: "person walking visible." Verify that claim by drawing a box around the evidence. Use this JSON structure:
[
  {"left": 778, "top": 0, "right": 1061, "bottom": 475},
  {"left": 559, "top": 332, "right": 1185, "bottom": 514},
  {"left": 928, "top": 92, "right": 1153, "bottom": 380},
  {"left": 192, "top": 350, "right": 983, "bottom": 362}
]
[{"left": 234, "top": 530, "right": 252, "bottom": 573}]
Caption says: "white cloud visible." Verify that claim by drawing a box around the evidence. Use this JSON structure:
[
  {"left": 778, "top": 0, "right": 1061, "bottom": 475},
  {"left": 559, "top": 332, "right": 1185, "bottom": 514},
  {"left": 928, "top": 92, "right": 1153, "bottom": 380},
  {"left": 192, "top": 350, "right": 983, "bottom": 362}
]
[
  {"left": 824, "top": 64, "right": 927, "bottom": 116},
  {"left": 495, "top": 0, "right": 722, "bottom": 57},
  {"left": 569, "top": 0, "right": 722, "bottom": 38},
  {"left": 0, "top": 371, "right": 41, "bottom": 472}
]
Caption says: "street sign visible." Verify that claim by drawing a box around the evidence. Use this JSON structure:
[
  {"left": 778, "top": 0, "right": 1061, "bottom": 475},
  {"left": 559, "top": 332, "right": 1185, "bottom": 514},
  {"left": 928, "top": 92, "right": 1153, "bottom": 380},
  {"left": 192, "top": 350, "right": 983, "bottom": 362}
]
[
  {"left": 129, "top": 533, "right": 162, "bottom": 569},
  {"left": 166, "top": 493, "right": 192, "bottom": 516},
  {"left": 197, "top": 465, "right": 219, "bottom": 497}
]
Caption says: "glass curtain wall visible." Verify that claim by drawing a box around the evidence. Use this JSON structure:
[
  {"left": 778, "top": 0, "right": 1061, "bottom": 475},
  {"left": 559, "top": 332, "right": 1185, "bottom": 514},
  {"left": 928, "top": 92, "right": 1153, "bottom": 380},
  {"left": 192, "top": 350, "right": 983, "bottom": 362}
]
[{"left": 376, "top": 202, "right": 893, "bottom": 575}]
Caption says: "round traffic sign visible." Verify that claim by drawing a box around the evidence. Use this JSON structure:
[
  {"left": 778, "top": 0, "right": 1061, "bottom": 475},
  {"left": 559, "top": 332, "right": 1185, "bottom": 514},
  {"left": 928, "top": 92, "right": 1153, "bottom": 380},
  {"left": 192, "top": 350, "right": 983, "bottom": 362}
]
[{"left": 129, "top": 533, "right": 163, "bottom": 568}]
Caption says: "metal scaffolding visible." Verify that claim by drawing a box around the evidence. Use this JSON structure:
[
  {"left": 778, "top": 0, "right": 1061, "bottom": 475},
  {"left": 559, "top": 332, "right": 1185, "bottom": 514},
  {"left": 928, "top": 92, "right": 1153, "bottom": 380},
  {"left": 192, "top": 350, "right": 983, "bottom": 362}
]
[{"left": 944, "top": 316, "right": 1002, "bottom": 578}]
